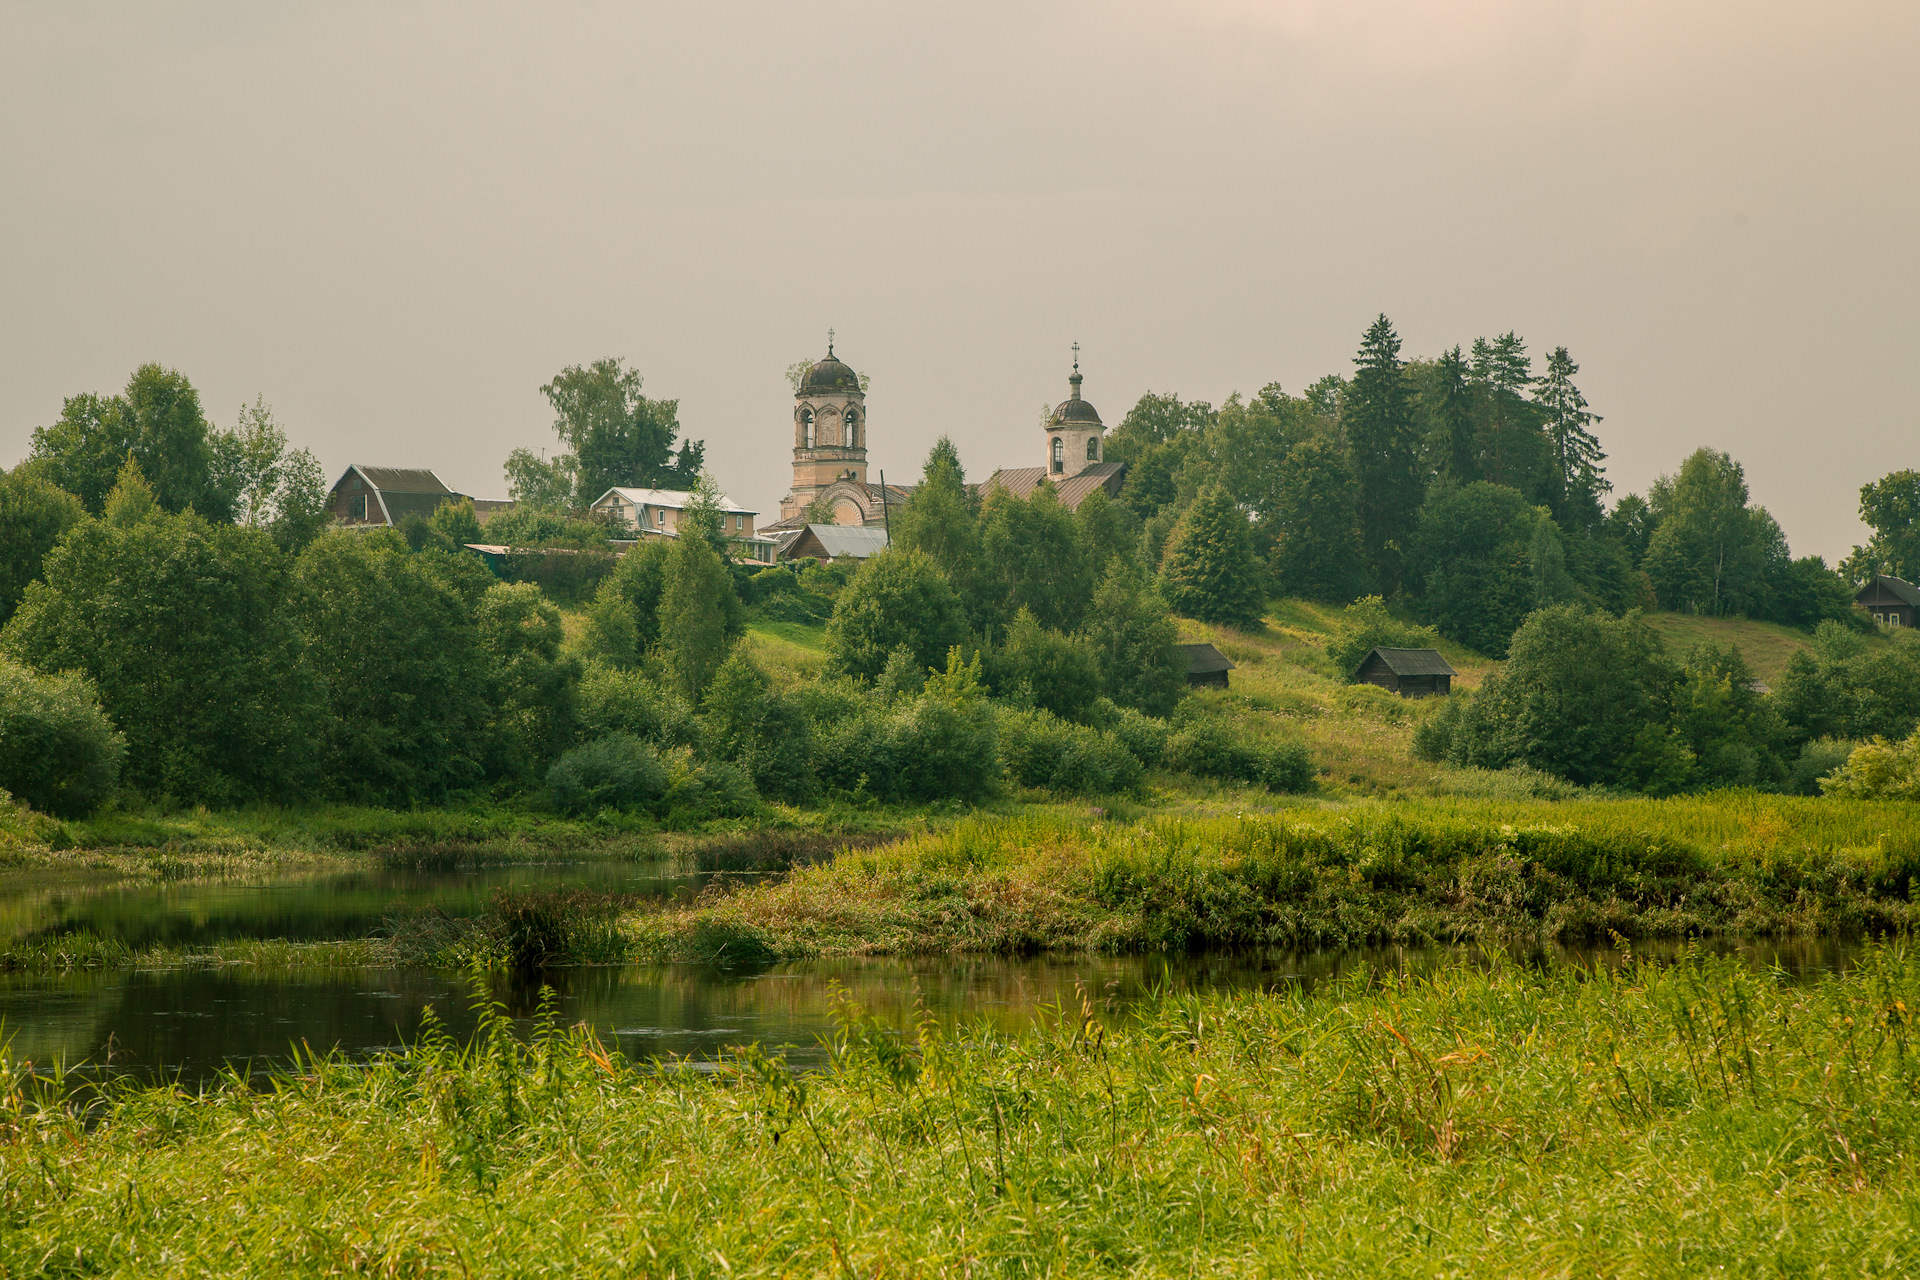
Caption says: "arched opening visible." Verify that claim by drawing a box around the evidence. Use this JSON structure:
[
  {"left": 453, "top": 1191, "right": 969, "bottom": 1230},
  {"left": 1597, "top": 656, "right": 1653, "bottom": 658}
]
[
  {"left": 1086, "top": 436, "right": 1100, "bottom": 462},
  {"left": 801, "top": 408, "right": 815, "bottom": 449},
  {"left": 845, "top": 411, "right": 859, "bottom": 448},
  {"left": 1051, "top": 437, "right": 1064, "bottom": 473}
]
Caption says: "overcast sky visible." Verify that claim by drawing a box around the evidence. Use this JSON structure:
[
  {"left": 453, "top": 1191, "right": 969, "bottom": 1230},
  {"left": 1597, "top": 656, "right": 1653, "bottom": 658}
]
[{"left": 3, "top": 1, "right": 1914, "bottom": 559}]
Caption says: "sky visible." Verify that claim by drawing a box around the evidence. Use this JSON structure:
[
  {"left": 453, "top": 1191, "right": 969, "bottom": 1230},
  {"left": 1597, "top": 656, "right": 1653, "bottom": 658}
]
[{"left": 3, "top": 0, "right": 1915, "bottom": 560}]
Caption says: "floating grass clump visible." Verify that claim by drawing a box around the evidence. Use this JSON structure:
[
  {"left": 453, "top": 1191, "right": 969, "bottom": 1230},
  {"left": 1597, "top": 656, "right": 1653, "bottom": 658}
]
[{"left": 6, "top": 948, "right": 1920, "bottom": 1274}]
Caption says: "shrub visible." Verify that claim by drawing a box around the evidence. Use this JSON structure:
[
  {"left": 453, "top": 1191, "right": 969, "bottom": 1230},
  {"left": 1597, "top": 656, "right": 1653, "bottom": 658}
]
[
  {"left": 989, "top": 608, "right": 1102, "bottom": 721},
  {"left": 1785, "top": 738, "right": 1861, "bottom": 797},
  {"left": 825, "top": 549, "right": 968, "bottom": 682},
  {"left": 576, "top": 666, "right": 702, "bottom": 751},
  {"left": 1820, "top": 731, "right": 1920, "bottom": 801},
  {"left": 998, "top": 710, "right": 1142, "bottom": 795},
  {"left": 1325, "top": 596, "right": 1445, "bottom": 680},
  {"left": 1163, "top": 720, "right": 1314, "bottom": 793},
  {"left": 547, "top": 734, "right": 671, "bottom": 815},
  {"left": 1109, "top": 706, "right": 1170, "bottom": 767},
  {"left": 0, "top": 659, "right": 125, "bottom": 817},
  {"left": 661, "top": 750, "right": 761, "bottom": 822}
]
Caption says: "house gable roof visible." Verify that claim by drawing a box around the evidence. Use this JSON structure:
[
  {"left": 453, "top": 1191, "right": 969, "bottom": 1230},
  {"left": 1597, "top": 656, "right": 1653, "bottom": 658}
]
[
  {"left": 1858, "top": 575, "right": 1920, "bottom": 608},
  {"left": 592, "top": 486, "right": 754, "bottom": 515},
  {"left": 794, "top": 524, "right": 889, "bottom": 559},
  {"left": 352, "top": 466, "right": 454, "bottom": 494},
  {"left": 1359, "top": 646, "right": 1457, "bottom": 678},
  {"left": 980, "top": 462, "right": 1126, "bottom": 512},
  {"left": 1175, "top": 642, "right": 1236, "bottom": 675}
]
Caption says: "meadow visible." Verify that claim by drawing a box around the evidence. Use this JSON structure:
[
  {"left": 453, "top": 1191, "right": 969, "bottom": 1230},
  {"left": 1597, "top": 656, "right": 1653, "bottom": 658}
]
[{"left": 6, "top": 945, "right": 1920, "bottom": 1276}]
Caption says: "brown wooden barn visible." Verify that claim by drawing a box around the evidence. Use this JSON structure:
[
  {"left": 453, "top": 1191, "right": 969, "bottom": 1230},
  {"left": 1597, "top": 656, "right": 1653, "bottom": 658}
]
[
  {"left": 1353, "top": 646, "right": 1455, "bottom": 697},
  {"left": 1855, "top": 575, "right": 1918, "bottom": 629},
  {"left": 1175, "top": 642, "right": 1236, "bottom": 688}
]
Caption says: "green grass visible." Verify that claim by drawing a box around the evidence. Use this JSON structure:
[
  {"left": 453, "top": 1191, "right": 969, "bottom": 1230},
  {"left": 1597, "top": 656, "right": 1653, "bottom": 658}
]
[
  {"left": 624, "top": 801, "right": 1920, "bottom": 963},
  {"left": 9, "top": 946, "right": 1920, "bottom": 1274},
  {"left": 1640, "top": 610, "right": 1833, "bottom": 686}
]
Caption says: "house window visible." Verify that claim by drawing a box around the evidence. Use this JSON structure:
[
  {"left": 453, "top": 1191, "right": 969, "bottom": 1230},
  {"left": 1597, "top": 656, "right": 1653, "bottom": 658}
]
[
  {"left": 1087, "top": 437, "right": 1100, "bottom": 462},
  {"left": 350, "top": 494, "right": 366, "bottom": 521},
  {"left": 656, "top": 509, "right": 665, "bottom": 528},
  {"left": 1051, "top": 437, "right": 1064, "bottom": 472},
  {"left": 734, "top": 514, "right": 743, "bottom": 530}
]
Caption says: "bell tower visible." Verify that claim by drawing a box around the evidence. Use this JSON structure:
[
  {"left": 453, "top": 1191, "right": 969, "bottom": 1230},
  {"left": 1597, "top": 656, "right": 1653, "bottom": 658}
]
[
  {"left": 1044, "top": 343, "right": 1106, "bottom": 480},
  {"left": 780, "top": 334, "right": 869, "bottom": 523}
]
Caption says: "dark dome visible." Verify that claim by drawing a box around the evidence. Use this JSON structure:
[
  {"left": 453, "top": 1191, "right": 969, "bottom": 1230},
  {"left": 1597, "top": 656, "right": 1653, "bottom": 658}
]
[
  {"left": 799, "top": 354, "right": 861, "bottom": 395},
  {"left": 1049, "top": 397, "right": 1103, "bottom": 427}
]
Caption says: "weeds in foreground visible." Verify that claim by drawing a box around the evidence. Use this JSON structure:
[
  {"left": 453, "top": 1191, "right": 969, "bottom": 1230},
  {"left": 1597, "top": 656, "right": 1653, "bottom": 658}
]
[{"left": 6, "top": 948, "right": 1920, "bottom": 1274}]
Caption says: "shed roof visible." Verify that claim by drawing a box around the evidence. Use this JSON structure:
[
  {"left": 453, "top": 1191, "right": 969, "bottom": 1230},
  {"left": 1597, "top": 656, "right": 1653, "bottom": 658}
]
[
  {"left": 591, "top": 486, "right": 754, "bottom": 515},
  {"left": 799, "top": 524, "right": 890, "bottom": 558},
  {"left": 1175, "top": 642, "right": 1236, "bottom": 675},
  {"left": 1359, "top": 647, "right": 1457, "bottom": 678},
  {"left": 1858, "top": 575, "right": 1920, "bottom": 607}
]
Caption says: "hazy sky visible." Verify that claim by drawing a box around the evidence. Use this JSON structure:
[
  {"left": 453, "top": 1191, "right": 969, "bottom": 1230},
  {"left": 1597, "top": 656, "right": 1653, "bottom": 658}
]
[{"left": 4, "top": 1, "right": 1915, "bottom": 559}]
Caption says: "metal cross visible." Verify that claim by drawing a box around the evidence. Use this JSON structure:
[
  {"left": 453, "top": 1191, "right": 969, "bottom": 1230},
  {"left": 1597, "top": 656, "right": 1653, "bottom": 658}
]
[
  {"left": 828, "top": 328, "right": 835, "bottom": 357},
  {"left": 1072, "top": 341, "right": 1080, "bottom": 371}
]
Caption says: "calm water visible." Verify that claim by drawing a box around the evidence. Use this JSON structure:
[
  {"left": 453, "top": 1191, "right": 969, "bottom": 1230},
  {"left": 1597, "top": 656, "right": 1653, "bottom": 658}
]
[{"left": 0, "top": 860, "right": 1869, "bottom": 1085}]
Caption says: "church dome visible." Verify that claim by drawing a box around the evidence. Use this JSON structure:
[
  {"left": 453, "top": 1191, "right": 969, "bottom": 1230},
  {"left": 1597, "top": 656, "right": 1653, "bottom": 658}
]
[
  {"left": 1049, "top": 396, "right": 1103, "bottom": 427},
  {"left": 799, "top": 353, "right": 861, "bottom": 395}
]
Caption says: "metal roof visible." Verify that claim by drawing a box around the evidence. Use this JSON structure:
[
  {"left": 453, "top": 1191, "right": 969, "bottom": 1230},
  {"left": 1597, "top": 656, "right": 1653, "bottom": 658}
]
[
  {"left": 981, "top": 461, "right": 1126, "bottom": 512},
  {"left": 591, "top": 486, "right": 755, "bottom": 515},
  {"left": 1359, "top": 647, "right": 1457, "bottom": 678},
  {"left": 799, "top": 524, "right": 890, "bottom": 558},
  {"left": 1859, "top": 575, "right": 1920, "bottom": 607},
  {"left": 1175, "top": 642, "right": 1236, "bottom": 674}
]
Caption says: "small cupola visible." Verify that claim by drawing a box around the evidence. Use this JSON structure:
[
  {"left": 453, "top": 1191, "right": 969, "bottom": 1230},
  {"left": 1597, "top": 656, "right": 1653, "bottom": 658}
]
[{"left": 1044, "top": 343, "right": 1106, "bottom": 478}]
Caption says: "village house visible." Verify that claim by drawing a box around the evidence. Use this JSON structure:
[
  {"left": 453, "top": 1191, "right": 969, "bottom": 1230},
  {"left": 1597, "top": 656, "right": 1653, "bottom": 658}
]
[
  {"left": 587, "top": 486, "right": 777, "bottom": 564},
  {"left": 327, "top": 465, "right": 512, "bottom": 528},
  {"left": 1855, "top": 574, "right": 1918, "bottom": 628},
  {"left": 1175, "top": 643, "right": 1236, "bottom": 689},
  {"left": 777, "top": 523, "right": 891, "bottom": 564}
]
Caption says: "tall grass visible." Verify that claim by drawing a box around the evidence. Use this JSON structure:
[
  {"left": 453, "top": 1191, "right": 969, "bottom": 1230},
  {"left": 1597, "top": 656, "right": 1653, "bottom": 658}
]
[{"left": 7, "top": 948, "right": 1920, "bottom": 1274}]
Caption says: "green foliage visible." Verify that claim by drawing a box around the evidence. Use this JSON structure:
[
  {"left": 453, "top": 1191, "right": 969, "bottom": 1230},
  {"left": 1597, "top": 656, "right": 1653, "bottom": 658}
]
[
  {"left": 1081, "top": 561, "right": 1185, "bottom": 717},
  {"left": 1775, "top": 628, "right": 1920, "bottom": 746},
  {"left": 481, "top": 506, "right": 609, "bottom": 550},
  {"left": 1444, "top": 605, "right": 1672, "bottom": 788},
  {"left": 1820, "top": 730, "right": 1920, "bottom": 800},
  {"left": 1643, "top": 448, "right": 1781, "bottom": 617},
  {"left": 1667, "top": 643, "right": 1787, "bottom": 788},
  {"left": 1107, "top": 704, "right": 1170, "bottom": 766},
  {"left": 1784, "top": 738, "right": 1861, "bottom": 796},
  {"left": 215, "top": 396, "right": 329, "bottom": 550},
  {"left": 1072, "top": 485, "right": 1139, "bottom": 582},
  {"left": 1162, "top": 718, "right": 1314, "bottom": 792},
  {"left": 891, "top": 440, "right": 978, "bottom": 593},
  {"left": 997, "top": 709, "right": 1142, "bottom": 795},
  {"left": 1324, "top": 596, "right": 1445, "bottom": 680},
  {"left": 1107, "top": 391, "right": 1214, "bottom": 519},
  {"left": 0, "top": 658, "right": 124, "bottom": 817},
  {"left": 1410, "top": 482, "right": 1547, "bottom": 657},
  {"left": 660, "top": 748, "right": 761, "bottom": 822},
  {"left": 990, "top": 609, "right": 1102, "bottom": 721},
  {"left": 974, "top": 483, "right": 1091, "bottom": 632},
  {"left": 575, "top": 665, "right": 702, "bottom": 752},
  {"left": 702, "top": 648, "right": 816, "bottom": 804},
  {"left": 1534, "top": 346, "right": 1608, "bottom": 523},
  {"left": 429, "top": 498, "right": 485, "bottom": 549},
  {"left": 1159, "top": 485, "right": 1263, "bottom": 628},
  {"left": 28, "top": 364, "right": 231, "bottom": 519},
  {"left": 581, "top": 540, "right": 671, "bottom": 668},
  {"left": 509, "top": 357, "right": 702, "bottom": 508},
  {"left": 1843, "top": 470, "right": 1920, "bottom": 584},
  {"left": 0, "top": 466, "right": 85, "bottom": 627},
  {"left": 476, "top": 583, "right": 579, "bottom": 781},
  {"left": 1265, "top": 435, "right": 1369, "bottom": 604},
  {"left": 1343, "top": 315, "right": 1422, "bottom": 594},
  {"left": 825, "top": 549, "right": 968, "bottom": 683},
  {"left": 3, "top": 470, "right": 311, "bottom": 804},
  {"left": 293, "top": 530, "right": 489, "bottom": 803},
  {"left": 658, "top": 527, "right": 736, "bottom": 701},
  {"left": 546, "top": 734, "right": 671, "bottom": 815}
]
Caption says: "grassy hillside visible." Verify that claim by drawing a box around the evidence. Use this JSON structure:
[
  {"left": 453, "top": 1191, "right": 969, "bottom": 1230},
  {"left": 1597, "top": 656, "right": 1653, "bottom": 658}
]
[{"left": 1640, "top": 611, "right": 1819, "bottom": 686}]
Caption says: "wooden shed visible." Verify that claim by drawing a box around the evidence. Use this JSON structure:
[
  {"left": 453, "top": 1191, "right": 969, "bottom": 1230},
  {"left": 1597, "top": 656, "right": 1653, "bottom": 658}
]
[
  {"left": 1855, "top": 575, "right": 1918, "bottom": 629},
  {"left": 1175, "top": 643, "right": 1236, "bottom": 689},
  {"left": 1353, "top": 647, "right": 1455, "bottom": 697}
]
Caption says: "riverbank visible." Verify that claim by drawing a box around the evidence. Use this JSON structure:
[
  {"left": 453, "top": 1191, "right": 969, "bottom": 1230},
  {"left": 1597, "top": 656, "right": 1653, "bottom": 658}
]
[{"left": 7, "top": 945, "right": 1918, "bottom": 1275}]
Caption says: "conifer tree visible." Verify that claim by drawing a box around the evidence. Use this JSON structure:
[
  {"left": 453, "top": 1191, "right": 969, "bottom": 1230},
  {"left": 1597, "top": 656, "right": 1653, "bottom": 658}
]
[
  {"left": 1343, "top": 315, "right": 1421, "bottom": 595},
  {"left": 1267, "top": 437, "right": 1369, "bottom": 604},
  {"left": 1434, "top": 345, "right": 1477, "bottom": 484},
  {"left": 893, "top": 438, "right": 977, "bottom": 590},
  {"left": 1534, "top": 346, "right": 1608, "bottom": 525},
  {"left": 1159, "top": 485, "right": 1264, "bottom": 628}
]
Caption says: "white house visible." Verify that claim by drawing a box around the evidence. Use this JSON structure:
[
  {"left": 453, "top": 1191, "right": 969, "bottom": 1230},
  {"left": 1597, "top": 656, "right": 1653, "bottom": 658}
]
[{"left": 587, "top": 486, "right": 777, "bottom": 564}]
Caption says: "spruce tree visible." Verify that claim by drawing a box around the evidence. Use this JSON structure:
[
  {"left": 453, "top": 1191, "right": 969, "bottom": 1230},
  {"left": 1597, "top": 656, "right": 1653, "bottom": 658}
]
[
  {"left": 893, "top": 439, "right": 978, "bottom": 590},
  {"left": 1267, "top": 437, "right": 1369, "bottom": 604},
  {"left": 1159, "top": 485, "right": 1264, "bottom": 628},
  {"left": 1343, "top": 315, "right": 1421, "bottom": 596},
  {"left": 1534, "top": 346, "right": 1608, "bottom": 526},
  {"left": 1434, "top": 345, "right": 1477, "bottom": 484}
]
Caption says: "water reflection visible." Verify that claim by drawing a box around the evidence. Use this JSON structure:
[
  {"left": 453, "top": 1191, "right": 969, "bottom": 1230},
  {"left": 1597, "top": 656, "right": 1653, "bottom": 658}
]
[{"left": 0, "top": 936, "right": 1866, "bottom": 1087}]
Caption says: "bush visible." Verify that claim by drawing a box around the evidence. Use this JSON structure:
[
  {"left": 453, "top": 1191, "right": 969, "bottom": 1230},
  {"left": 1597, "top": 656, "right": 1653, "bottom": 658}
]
[
  {"left": 998, "top": 709, "right": 1143, "bottom": 795},
  {"left": 1325, "top": 596, "right": 1445, "bottom": 681},
  {"left": 0, "top": 659, "right": 124, "bottom": 817},
  {"left": 547, "top": 734, "right": 671, "bottom": 816},
  {"left": 576, "top": 666, "right": 703, "bottom": 751},
  {"left": 1109, "top": 706, "right": 1170, "bottom": 767},
  {"left": 1163, "top": 720, "right": 1314, "bottom": 793},
  {"left": 1820, "top": 730, "right": 1920, "bottom": 801},
  {"left": 661, "top": 750, "right": 761, "bottom": 822},
  {"left": 1785, "top": 738, "right": 1861, "bottom": 797},
  {"left": 825, "top": 549, "right": 969, "bottom": 683}
]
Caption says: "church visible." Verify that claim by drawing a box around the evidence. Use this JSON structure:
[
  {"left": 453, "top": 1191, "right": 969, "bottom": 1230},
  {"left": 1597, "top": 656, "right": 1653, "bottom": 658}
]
[{"left": 760, "top": 342, "right": 1127, "bottom": 550}]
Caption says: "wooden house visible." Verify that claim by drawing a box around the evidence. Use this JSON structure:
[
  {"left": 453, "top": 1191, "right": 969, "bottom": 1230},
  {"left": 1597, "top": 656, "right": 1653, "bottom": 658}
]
[
  {"left": 328, "top": 465, "right": 463, "bottom": 527},
  {"left": 1175, "top": 642, "right": 1236, "bottom": 689},
  {"left": 1353, "top": 647, "right": 1455, "bottom": 697},
  {"left": 1855, "top": 575, "right": 1918, "bottom": 629}
]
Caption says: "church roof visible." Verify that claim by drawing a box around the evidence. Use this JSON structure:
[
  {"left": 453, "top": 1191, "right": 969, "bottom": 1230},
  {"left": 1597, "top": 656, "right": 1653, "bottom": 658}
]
[
  {"left": 799, "top": 353, "right": 862, "bottom": 395},
  {"left": 1048, "top": 397, "right": 1104, "bottom": 427},
  {"left": 983, "top": 462, "right": 1126, "bottom": 512}
]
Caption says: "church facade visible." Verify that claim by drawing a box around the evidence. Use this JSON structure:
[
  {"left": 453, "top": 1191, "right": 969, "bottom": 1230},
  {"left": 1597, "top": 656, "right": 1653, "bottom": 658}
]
[{"left": 762, "top": 344, "right": 1126, "bottom": 547}]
